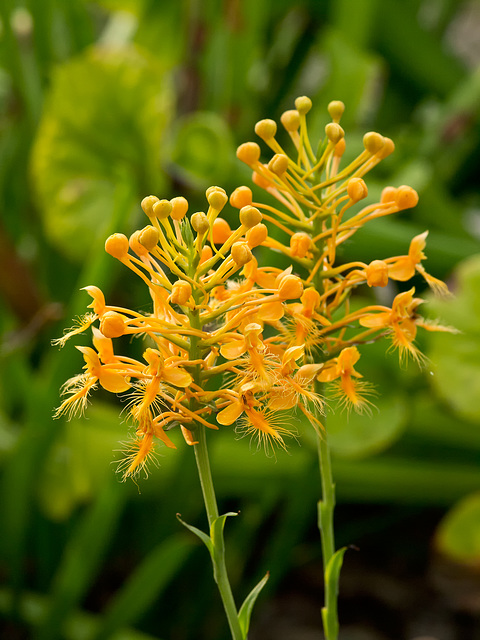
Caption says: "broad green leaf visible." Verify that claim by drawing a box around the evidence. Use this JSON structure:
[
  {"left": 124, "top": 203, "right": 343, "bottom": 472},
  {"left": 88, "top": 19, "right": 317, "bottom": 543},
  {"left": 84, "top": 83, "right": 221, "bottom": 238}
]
[
  {"left": 325, "top": 394, "right": 408, "bottom": 459},
  {"left": 427, "top": 254, "right": 480, "bottom": 421},
  {"left": 238, "top": 572, "right": 269, "bottom": 639},
  {"left": 176, "top": 514, "right": 214, "bottom": 558},
  {"left": 31, "top": 45, "right": 172, "bottom": 261},
  {"left": 435, "top": 492, "right": 480, "bottom": 566}
]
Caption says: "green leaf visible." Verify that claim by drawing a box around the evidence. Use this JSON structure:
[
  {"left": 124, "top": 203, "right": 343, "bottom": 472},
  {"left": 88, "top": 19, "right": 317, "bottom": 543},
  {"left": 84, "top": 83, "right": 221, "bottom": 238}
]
[
  {"left": 210, "top": 511, "right": 238, "bottom": 551},
  {"left": 238, "top": 572, "right": 269, "bottom": 639},
  {"left": 321, "top": 547, "right": 347, "bottom": 640},
  {"left": 435, "top": 492, "right": 480, "bottom": 566},
  {"left": 326, "top": 394, "right": 408, "bottom": 459},
  {"left": 31, "top": 45, "right": 172, "bottom": 261},
  {"left": 176, "top": 514, "right": 214, "bottom": 559}
]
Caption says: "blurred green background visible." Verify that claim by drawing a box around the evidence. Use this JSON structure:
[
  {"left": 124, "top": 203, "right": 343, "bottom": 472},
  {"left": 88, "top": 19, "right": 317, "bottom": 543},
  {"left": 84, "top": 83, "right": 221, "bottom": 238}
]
[{"left": 1, "top": 1, "right": 480, "bottom": 639}]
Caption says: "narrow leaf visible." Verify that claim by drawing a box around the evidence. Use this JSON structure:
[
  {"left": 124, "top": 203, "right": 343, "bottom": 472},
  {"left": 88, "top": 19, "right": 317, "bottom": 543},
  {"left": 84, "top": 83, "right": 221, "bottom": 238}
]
[
  {"left": 176, "top": 513, "right": 214, "bottom": 559},
  {"left": 322, "top": 547, "right": 347, "bottom": 639},
  {"left": 238, "top": 572, "right": 269, "bottom": 639},
  {"left": 210, "top": 511, "right": 238, "bottom": 550}
]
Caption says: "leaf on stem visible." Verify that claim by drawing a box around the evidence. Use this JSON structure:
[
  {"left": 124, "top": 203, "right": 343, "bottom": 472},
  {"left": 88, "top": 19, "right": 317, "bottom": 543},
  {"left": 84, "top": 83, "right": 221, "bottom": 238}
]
[
  {"left": 238, "top": 572, "right": 269, "bottom": 639},
  {"left": 321, "top": 546, "right": 347, "bottom": 640},
  {"left": 176, "top": 513, "right": 214, "bottom": 559}
]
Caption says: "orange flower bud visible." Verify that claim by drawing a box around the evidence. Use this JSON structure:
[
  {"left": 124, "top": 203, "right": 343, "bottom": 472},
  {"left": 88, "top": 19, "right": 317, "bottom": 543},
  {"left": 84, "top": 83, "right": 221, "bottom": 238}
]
[
  {"left": 212, "top": 217, "right": 232, "bottom": 244},
  {"left": 334, "top": 138, "right": 346, "bottom": 157},
  {"left": 105, "top": 233, "right": 129, "bottom": 260},
  {"left": 141, "top": 195, "right": 159, "bottom": 217},
  {"left": 290, "top": 232, "right": 312, "bottom": 258},
  {"left": 255, "top": 118, "right": 277, "bottom": 141},
  {"left": 170, "top": 280, "right": 192, "bottom": 305},
  {"left": 268, "top": 153, "right": 289, "bottom": 176},
  {"left": 363, "top": 131, "right": 385, "bottom": 154},
  {"left": 170, "top": 196, "right": 188, "bottom": 220},
  {"left": 207, "top": 187, "right": 228, "bottom": 210},
  {"left": 200, "top": 245, "right": 213, "bottom": 264},
  {"left": 366, "top": 260, "right": 388, "bottom": 287},
  {"left": 347, "top": 177, "right": 368, "bottom": 202},
  {"left": 230, "top": 186, "right": 253, "bottom": 209},
  {"left": 295, "top": 95, "right": 312, "bottom": 115},
  {"left": 129, "top": 230, "right": 149, "bottom": 257},
  {"left": 395, "top": 185, "right": 419, "bottom": 210},
  {"left": 138, "top": 225, "right": 159, "bottom": 252},
  {"left": 231, "top": 241, "right": 253, "bottom": 266},
  {"left": 325, "top": 122, "right": 344, "bottom": 144},
  {"left": 246, "top": 223, "right": 268, "bottom": 248},
  {"left": 100, "top": 311, "right": 126, "bottom": 338},
  {"left": 381, "top": 186, "right": 397, "bottom": 203},
  {"left": 239, "top": 205, "right": 262, "bottom": 228},
  {"left": 278, "top": 274, "right": 304, "bottom": 300},
  {"left": 191, "top": 212, "right": 210, "bottom": 235},
  {"left": 237, "top": 142, "right": 261, "bottom": 165},
  {"left": 301, "top": 287, "right": 321, "bottom": 311},
  {"left": 252, "top": 169, "right": 272, "bottom": 189},
  {"left": 152, "top": 199, "right": 172, "bottom": 220},
  {"left": 280, "top": 109, "right": 301, "bottom": 132},
  {"left": 376, "top": 137, "right": 395, "bottom": 159}
]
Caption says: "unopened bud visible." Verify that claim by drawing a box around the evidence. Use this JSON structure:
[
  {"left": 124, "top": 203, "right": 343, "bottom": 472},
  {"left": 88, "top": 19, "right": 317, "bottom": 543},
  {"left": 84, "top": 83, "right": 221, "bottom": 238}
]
[
  {"left": 252, "top": 168, "right": 272, "bottom": 189},
  {"left": 240, "top": 205, "right": 262, "bottom": 228},
  {"left": 246, "top": 223, "right": 268, "bottom": 248},
  {"left": 295, "top": 96, "right": 312, "bottom": 115},
  {"left": 141, "top": 195, "right": 159, "bottom": 217},
  {"left": 268, "top": 153, "right": 289, "bottom": 176},
  {"left": 255, "top": 119, "right": 277, "bottom": 141},
  {"left": 212, "top": 217, "right": 232, "bottom": 244},
  {"left": 129, "top": 230, "right": 149, "bottom": 257},
  {"left": 327, "top": 100, "right": 345, "bottom": 122},
  {"left": 191, "top": 212, "right": 210, "bottom": 235},
  {"left": 231, "top": 241, "right": 253, "bottom": 266},
  {"left": 170, "top": 196, "right": 188, "bottom": 220},
  {"left": 278, "top": 274, "right": 304, "bottom": 300},
  {"left": 170, "top": 280, "right": 192, "bottom": 305},
  {"left": 200, "top": 245, "right": 213, "bottom": 264},
  {"left": 105, "top": 233, "right": 129, "bottom": 260},
  {"left": 152, "top": 199, "right": 172, "bottom": 220},
  {"left": 363, "top": 132, "right": 385, "bottom": 154},
  {"left": 207, "top": 187, "right": 228, "bottom": 210},
  {"left": 281, "top": 110, "right": 301, "bottom": 132},
  {"left": 301, "top": 287, "right": 321, "bottom": 310},
  {"left": 325, "top": 122, "right": 344, "bottom": 145},
  {"left": 381, "top": 186, "right": 397, "bottom": 203},
  {"left": 366, "top": 260, "right": 388, "bottom": 287},
  {"left": 230, "top": 186, "right": 253, "bottom": 209},
  {"left": 347, "top": 177, "right": 368, "bottom": 202},
  {"left": 376, "top": 137, "right": 395, "bottom": 159},
  {"left": 100, "top": 311, "right": 126, "bottom": 338},
  {"left": 290, "top": 232, "right": 311, "bottom": 259},
  {"left": 138, "top": 225, "right": 160, "bottom": 252},
  {"left": 395, "top": 185, "right": 419, "bottom": 210},
  {"left": 236, "top": 142, "right": 261, "bottom": 165},
  {"left": 334, "top": 138, "right": 346, "bottom": 157}
]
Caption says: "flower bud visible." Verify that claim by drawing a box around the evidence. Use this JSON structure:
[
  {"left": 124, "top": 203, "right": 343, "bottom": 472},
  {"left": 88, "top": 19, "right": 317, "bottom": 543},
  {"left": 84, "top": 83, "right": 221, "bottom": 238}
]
[
  {"left": 296, "top": 363, "right": 324, "bottom": 382},
  {"left": 255, "top": 119, "right": 277, "bottom": 141},
  {"left": 278, "top": 274, "right": 304, "bottom": 300},
  {"left": 366, "top": 260, "right": 388, "bottom": 287},
  {"left": 236, "top": 142, "right": 261, "bottom": 165},
  {"left": 138, "top": 225, "right": 159, "bottom": 252},
  {"left": 280, "top": 110, "right": 301, "bottom": 132},
  {"left": 325, "top": 122, "right": 344, "bottom": 145},
  {"left": 231, "top": 241, "right": 253, "bottom": 266},
  {"left": 207, "top": 187, "right": 228, "bottom": 210},
  {"left": 301, "top": 287, "right": 321, "bottom": 311},
  {"left": 290, "top": 232, "right": 311, "bottom": 258},
  {"left": 170, "top": 196, "right": 188, "bottom": 220},
  {"left": 327, "top": 100, "right": 345, "bottom": 122},
  {"left": 212, "top": 217, "right": 232, "bottom": 244},
  {"left": 240, "top": 205, "right": 262, "bottom": 228},
  {"left": 363, "top": 132, "right": 385, "bottom": 154},
  {"left": 246, "top": 223, "right": 268, "bottom": 248},
  {"left": 230, "top": 186, "right": 253, "bottom": 209},
  {"left": 152, "top": 199, "right": 172, "bottom": 220},
  {"left": 141, "top": 195, "right": 159, "bottom": 217},
  {"left": 376, "top": 137, "right": 395, "bottom": 159},
  {"left": 129, "top": 230, "right": 149, "bottom": 257},
  {"left": 100, "top": 311, "right": 126, "bottom": 338},
  {"left": 105, "top": 233, "right": 129, "bottom": 260},
  {"left": 170, "top": 280, "right": 192, "bottom": 305},
  {"left": 295, "top": 96, "right": 312, "bottom": 115},
  {"left": 395, "top": 185, "right": 419, "bottom": 210},
  {"left": 380, "top": 186, "right": 397, "bottom": 203},
  {"left": 252, "top": 169, "right": 272, "bottom": 189},
  {"left": 200, "top": 245, "right": 213, "bottom": 264},
  {"left": 334, "top": 138, "right": 346, "bottom": 157},
  {"left": 268, "top": 153, "right": 289, "bottom": 176},
  {"left": 191, "top": 212, "right": 210, "bottom": 235},
  {"left": 347, "top": 177, "right": 368, "bottom": 202}
]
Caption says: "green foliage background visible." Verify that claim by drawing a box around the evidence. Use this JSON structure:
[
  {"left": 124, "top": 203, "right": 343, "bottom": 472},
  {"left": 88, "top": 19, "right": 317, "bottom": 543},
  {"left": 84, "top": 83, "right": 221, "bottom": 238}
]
[{"left": 1, "top": 1, "right": 480, "bottom": 638}]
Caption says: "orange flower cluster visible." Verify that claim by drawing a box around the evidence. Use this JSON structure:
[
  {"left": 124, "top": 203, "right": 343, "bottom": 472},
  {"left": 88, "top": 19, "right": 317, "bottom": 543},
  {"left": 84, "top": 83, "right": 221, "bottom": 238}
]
[{"left": 55, "top": 97, "right": 453, "bottom": 477}]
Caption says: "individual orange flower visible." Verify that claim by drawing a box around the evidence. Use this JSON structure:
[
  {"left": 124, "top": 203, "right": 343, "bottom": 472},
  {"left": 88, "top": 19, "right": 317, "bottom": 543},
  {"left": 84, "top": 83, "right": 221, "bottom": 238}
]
[{"left": 317, "top": 346, "right": 372, "bottom": 412}]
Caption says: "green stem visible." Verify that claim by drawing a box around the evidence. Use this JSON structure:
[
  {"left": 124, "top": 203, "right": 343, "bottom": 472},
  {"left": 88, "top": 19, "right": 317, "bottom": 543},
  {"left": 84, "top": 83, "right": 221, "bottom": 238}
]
[{"left": 193, "top": 428, "right": 243, "bottom": 640}]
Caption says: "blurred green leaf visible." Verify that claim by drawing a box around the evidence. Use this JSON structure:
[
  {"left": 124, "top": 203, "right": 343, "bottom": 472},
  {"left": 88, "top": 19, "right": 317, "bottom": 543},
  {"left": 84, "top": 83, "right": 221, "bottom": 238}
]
[
  {"left": 326, "top": 394, "right": 408, "bottom": 460},
  {"left": 435, "top": 491, "right": 480, "bottom": 566},
  {"left": 31, "top": 44, "right": 172, "bottom": 261}
]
